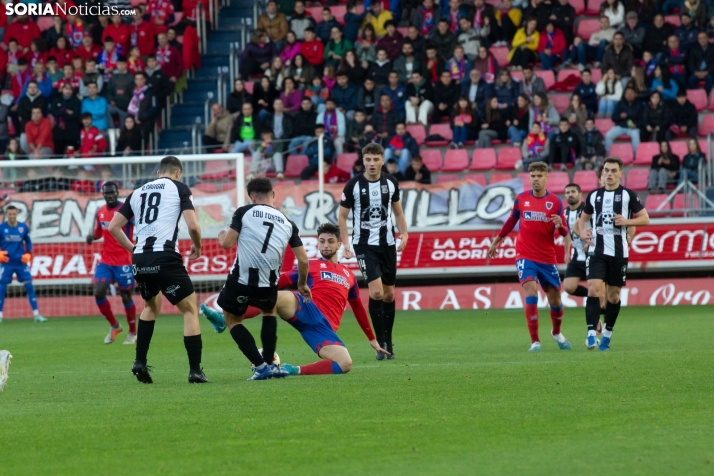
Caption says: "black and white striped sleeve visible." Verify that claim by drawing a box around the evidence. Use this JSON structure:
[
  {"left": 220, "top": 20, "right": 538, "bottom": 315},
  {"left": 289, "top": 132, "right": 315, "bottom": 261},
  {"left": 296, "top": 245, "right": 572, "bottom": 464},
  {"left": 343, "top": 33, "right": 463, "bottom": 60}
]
[
  {"left": 118, "top": 192, "right": 134, "bottom": 219},
  {"left": 176, "top": 181, "right": 194, "bottom": 211},
  {"left": 288, "top": 221, "right": 303, "bottom": 248},
  {"left": 627, "top": 189, "right": 644, "bottom": 214}
]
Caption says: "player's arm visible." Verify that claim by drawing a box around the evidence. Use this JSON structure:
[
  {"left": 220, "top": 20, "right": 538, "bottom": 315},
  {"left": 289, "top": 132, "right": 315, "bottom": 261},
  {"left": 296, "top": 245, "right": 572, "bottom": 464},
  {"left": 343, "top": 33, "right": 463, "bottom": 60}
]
[
  {"left": 573, "top": 211, "right": 593, "bottom": 245},
  {"left": 288, "top": 220, "right": 312, "bottom": 302},
  {"left": 109, "top": 212, "right": 134, "bottom": 252},
  {"left": 552, "top": 207, "right": 568, "bottom": 237},
  {"left": 615, "top": 209, "right": 649, "bottom": 227},
  {"left": 277, "top": 268, "right": 299, "bottom": 290},
  {"left": 219, "top": 205, "right": 245, "bottom": 250},
  {"left": 563, "top": 234, "right": 572, "bottom": 264},
  {"left": 183, "top": 209, "right": 202, "bottom": 260},
  {"left": 338, "top": 205, "right": 352, "bottom": 259},
  {"left": 86, "top": 213, "right": 101, "bottom": 244},
  {"left": 392, "top": 200, "right": 408, "bottom": 252},
  {"left": 488, "top": 199, "right": 520, "bottom": 258},
  {"left": 627, "top": 226, "right": 636, "bottom": 243},
  {"left": 347, "top": 280, "right": 389, "bottom": 354},
  {"left": 21, "top": 226, "right": 32, "bottom": 264}
]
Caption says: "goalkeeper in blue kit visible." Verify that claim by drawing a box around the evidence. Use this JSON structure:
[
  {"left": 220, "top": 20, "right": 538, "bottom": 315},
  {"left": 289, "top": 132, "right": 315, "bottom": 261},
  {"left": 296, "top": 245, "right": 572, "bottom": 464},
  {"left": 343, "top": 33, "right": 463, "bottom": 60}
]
[{"left": 0, "top": 206, "right": 46, "bottom": 323}]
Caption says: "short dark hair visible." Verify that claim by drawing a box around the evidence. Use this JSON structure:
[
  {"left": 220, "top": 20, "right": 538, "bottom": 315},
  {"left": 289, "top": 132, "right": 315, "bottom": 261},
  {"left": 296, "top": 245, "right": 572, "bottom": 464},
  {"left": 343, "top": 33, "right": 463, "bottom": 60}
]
[
  {"left": 362, "top": 143, "right": 384, "bottom": 157},
  {"left": 565, "top": 183, "right": 581, "bottom": 193},
  {"left": 104, "top": 36, "right": 114, "bottom": 42},
  {"left": 81, "top": 112, "right": 93, "bottom": 120},
  {"left": 102, "top": 181, "right": 119, "bottom": 192},
  {"left": 559, "top": 117, "right": 569, "bottom": 124},
  {"left": 135, "top": 72, "right": 147, "bottom": 81},
  {"left": 582, "top": 68, "right": 591, "bottom": 74},
  {"left": 603, "top": 156, "right": 623, "bottom": 170},
  {"left": 5, "top": 205, "right": 18, "bottom": 212},
  {"left": 528, "top": 161, "right": 549, "bottom": 173},
  {"left": 246, "top": 177, "right": 273, "bottom": 197},
  {"left": 596, "top": 163, "right": 605, "bottom": 179},
  {"left": 316, "top": 222, "right": 340, "bottom": 239},
  {"left": 159, "top": 155, "right": 183, "bottom": 174},
  {"left": 304, "top": 26, "right": 315, "bottom": 33},
  {"left": 676, "top": 89, "right": 687, "bottom": 97}
]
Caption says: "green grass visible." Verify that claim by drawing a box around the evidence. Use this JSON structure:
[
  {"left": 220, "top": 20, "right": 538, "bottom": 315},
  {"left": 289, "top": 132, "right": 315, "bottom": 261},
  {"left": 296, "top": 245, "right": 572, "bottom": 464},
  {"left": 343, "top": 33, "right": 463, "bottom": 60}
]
[{"left": 1, "top": 306, "right": 713, "bottom": 475}]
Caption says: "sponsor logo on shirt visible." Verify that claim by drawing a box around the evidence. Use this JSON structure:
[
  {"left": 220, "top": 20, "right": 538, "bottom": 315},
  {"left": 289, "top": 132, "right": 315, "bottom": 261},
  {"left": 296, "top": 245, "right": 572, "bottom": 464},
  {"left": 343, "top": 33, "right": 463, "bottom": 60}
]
[
  {"left": 320, "top": 271, "right": 349, "bottom": 288},
  {"left": 523, "top": 211, "right": 549, "bottom": 222}
]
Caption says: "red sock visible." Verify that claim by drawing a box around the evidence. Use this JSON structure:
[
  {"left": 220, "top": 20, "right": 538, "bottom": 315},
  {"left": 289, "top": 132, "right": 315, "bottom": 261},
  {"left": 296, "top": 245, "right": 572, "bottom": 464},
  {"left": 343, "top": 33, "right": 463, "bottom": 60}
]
[
  {"left": 299, "top": 360, "right": 336, "bottom": 375},
  {"left": 97, "top": 298, "right": 118, "bottom": 327},
  {"left": 524, "top": 302, "right": 539, "bottom": 343},
  {"left": 125, "top": 302, "right": 137, "bottom": 333},
  {"left": 550, "top": 305, "right": 564, "bottom": 335}
]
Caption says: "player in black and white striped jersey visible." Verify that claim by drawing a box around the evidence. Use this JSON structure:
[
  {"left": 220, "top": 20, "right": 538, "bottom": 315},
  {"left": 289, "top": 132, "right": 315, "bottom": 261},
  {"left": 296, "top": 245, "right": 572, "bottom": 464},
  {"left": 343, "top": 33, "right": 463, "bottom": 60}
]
[
  {"left": 574, "top": 157, "right": 650, "bottom": 351},
  {"left": 109, "top": 156, "right": 208, "bottom": 384},
  {"left": 338, "top": 143, "right": 408, "bottom": 360},
  {"left": 562, "top": 183, "right": 589, "bottom": 299},
  {"left": 214, "top": 178, "right": 311, "bottom": 380}
]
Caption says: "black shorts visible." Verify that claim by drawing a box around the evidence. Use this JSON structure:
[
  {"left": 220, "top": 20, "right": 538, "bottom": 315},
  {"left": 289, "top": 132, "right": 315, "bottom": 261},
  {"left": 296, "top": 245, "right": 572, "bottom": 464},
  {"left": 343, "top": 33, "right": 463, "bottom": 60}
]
[
  {"left": 132, "top": 252, "right": 194, "bottom": 305},
  {"left": 564, "top": 259, "right": 587, "bottom": 281},
  {"left": 217, "top": 276, "right": 278, "bottom": 317},
  {"left": 353, "top": 244, "right": 397, "bottom": 285},
  {"left": 586, "top": 254, "right": 628, "bottom": 287}
]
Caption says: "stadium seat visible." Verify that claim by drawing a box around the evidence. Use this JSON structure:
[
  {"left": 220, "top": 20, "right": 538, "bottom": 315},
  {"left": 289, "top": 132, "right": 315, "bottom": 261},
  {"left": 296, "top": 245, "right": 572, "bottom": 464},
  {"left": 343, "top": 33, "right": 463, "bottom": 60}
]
[
  {"left": 555, "top": 69, "right": 581, "bottom": 91},
  {"left": 547, "top": 171, "right": 570, "bottom": 194},
  {"left": 594, "top": 118, "right": 614, "bottom": 133},
  {"left": 200, "top": 160, "right": 230, "bottom": 181},
  {"left": 407, "top": 124, "right": 426, "bottom": 145},
  {"left": 244, "top": 81, "right": 254, "bottom": 94},
  {"left": 634, "top": 142, "right": 659, "bottom": 165},
  {"left": 577, "top": 18, "right": 601, "bottom": 41},
  {"left": 534, "top": 70, "right": 555, "bottom": 90},
  {"left": 491, "top": 46, "right": 510, "bottom": 68},
  {"left": 590, "top": 69, "right": 602, "bottom": 83},
  {"left": 571, "top": 0, "right": 586, "bottom": 15},
  {"left": 284, "top": 155, "right": 309, "bottom": 178},
  {"left": 442, "top": 149, "right": 470, "bottom": 172},
  {"left": 585, "top": 0, "right": 605, "bottom": 15},
  {"left": 273, "top": 180, "right": 297, "bottom": 187},
  {"left": 436, "top": 174, "right": 460, "bottom": 183},
  {"left": 645, "top": 194, "right": 670, "bottom": 213},
  {"left": 490, "top": 172, "right": 515, "bottom": 184},
  {"left": 665, "top": 15, "right": 681, "bottom": 27},
  {"left": 495, "top": 147, "right": 522, "bottom": 170},
  {"left": 670, "top": 141, "right": 688, "bottom": 159},
  {"left": 687, "top": 89, "right": 708, "bottom": 112},
  {"left": 336, "top": 153, "right": 358, "bottom": 173},
  {"left": 609, "top": 143, "right": 634, "bottom": 165},
  {"left": 426, "top": 123, "right": 453, "bottom": 146},
  {"left": 194, "top": 182, "right": 220, "bottom": 192},
  {"left": 397, "top": 26, "right": 409, "bottom": 37},
  {"left": 551, "top": 94, "right": 570, "bottom": 114},
  {"left": 463, "top": 173, "right": 487, "bottom": 186},
  {"left": 672, "top": 194, "right": 699, "bottom": 215},
  {"left": 331, "top": 5, "right": 347, "bottom": 23},
  {"left": 517, "top": 173, "right": 530, "bottom": 189},
  {"left": 171, "top": 12, "right": 183, "bottom": 26},
  {"left": 420, "top": 149, "right": 443, "bottom": 171},
  {"left": 626, "top": 168, "right": 649, "bottom": 191},
  {"left": 573, "top": 170, "right": 600, "bottom": 193},
  {"left": 510, "top": 70, "right": 524, "bottom": 82},
  {"left": 469, "top": 148, "right": 497, "bottom": 170},
  {"left": 699, "top": 114, "right": 714, "bottom": 137},
  {"left": 308, "top": 6, "right": 323, "bottom": 22},
  {"left": 37, "top": 16, "right": 54, "bottom": 32}
]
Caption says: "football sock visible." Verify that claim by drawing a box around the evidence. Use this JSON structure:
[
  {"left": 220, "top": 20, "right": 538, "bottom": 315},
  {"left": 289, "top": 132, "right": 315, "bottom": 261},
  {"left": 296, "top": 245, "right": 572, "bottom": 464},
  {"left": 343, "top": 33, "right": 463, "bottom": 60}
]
[
  {"left": 524, "top": 296, "right": 539, "bottom": 343},
  {"left": 604, "top": 300, "right": 621, "bottom": 332},
  {"left": 0, "top": 283, "right": 7, "bottom": 312},
  {"left": 586, "top": 296, "right": 601, "bottom": 333},
  {"left": 368, "top": 298, "right": 386, "bottom": 344},
  {"left": 229, "top": 324, "right": 265, "bottom": 367},
  {"left": 549, "top": 304, "right": 564, "bottom": 335},
  {"left": 573, "top": 285, "right": 588, "bottom": 297},
  {"left": 183, "top": 335, "right": 202, "bottom": 372},
  {"left": 125, "top": 301, "right": 137, "bottom": 333},
  {"left": 299, "top": 360, "right": 342, "bottom": 375},
  {"left": 135, "top": 319, "right": 156, "bottom": 365},
  {"left": 260, "top": 315, "right": 278, "bottom": 366},
  {"left": 383, "top": 300, "right": 396, "bottom": 345},
  {"left": 24, "top": 282, "right": 38, "bottom": 311},
  {"left": 96, "top": 297, "right": 119, "bottom": 327}
]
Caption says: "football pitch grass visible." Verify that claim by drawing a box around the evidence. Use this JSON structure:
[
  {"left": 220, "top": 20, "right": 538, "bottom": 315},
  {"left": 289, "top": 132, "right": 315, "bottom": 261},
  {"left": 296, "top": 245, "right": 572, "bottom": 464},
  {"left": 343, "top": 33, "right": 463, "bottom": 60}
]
[{"left": 1, "top": 306, "right": 712, "bottom": 475}]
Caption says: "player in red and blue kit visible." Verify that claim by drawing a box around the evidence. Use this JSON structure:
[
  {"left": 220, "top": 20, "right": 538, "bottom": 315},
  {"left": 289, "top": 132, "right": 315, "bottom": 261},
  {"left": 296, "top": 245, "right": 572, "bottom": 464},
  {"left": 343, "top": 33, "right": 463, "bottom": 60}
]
[
  {"left": 488, "top": 162, "right": 572, "bottom": 352},
  {"left": 201, "top": 223, "right": 389, "bottom": 376},
  {"left": 0, "top": 205, "right": 46, "bottom": 323},
  {"left": 86, "top": 182, "right": 137, "bottom": 344}
]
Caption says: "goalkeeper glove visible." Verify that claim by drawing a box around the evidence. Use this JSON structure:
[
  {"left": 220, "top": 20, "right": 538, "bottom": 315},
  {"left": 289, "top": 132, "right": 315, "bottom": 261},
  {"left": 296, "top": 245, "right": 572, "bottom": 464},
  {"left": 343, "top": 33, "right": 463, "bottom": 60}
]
[
  {"left": 0, "top": 251, "right": 8, "bottom": 263},
  {"left": 21, "top": 253, "right": 32, "bottom": 264}
]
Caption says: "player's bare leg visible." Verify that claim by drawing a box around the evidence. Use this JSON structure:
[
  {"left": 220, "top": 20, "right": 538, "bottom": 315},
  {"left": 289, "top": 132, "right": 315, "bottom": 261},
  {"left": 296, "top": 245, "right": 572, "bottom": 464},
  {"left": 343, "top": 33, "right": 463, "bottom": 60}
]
[
  {"left": 585, "top": 279, "right": 606, "bottom": 349},
  {"left": 119, "top": 290, "right": 137, "bottom": 344},
  {"left": 132, "top": 293, "right": 162, "bottom": 383},
  {"left": 544, "top": 285, "right": 571, "bottom": 350},
  {"left": 522, "top": 281, "right": 542, "bottom": 351},
  {"left": 367, "top": 278, "right": 388, "bottom": 360},
  {"left": 94, "top": 282, "right": 123, "bottom": 344},
  {"left": 382, "top": 284, "right": 396, "bottom": 359},
  {"left": 563, "top": 277, "right": 588, "bottom": 298},
  {"left": 598, "top": 285, "right": 622, "bottom": 351},
  {"left": 174, "top": 293, "right": 208, "bottom": 383}
]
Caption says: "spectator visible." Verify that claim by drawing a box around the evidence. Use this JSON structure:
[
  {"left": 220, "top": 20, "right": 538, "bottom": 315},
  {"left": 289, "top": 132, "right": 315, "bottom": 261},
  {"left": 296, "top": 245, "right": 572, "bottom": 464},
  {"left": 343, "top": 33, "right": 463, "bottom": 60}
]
[
  {"left": 288, "top": 97, "right": 317, "bottom": 153},
  {"left": 566, "top": 16, "right": 614, "bottom": 70},
  {"left": 89, "top": 15, "right": 109, "bottom": 48},
  {"left": 305, "top": 76, "right": 329, "bottom": 109},
  {"left": 626, "top": 64, "right": 650, "bottom": 102},
  {"left": 680, "top": 138, "right": 704, "bottom": 185},
  {"left": 264, "top": 56, "right": 286, "bottom": 90},
  {"left": 299, "top": 27, "right": 325, "bottom": 68},
  {"left": 126, "top": 72, "right": 157, "bottom": 141},
  {"left": 457, "top": 17, "right": 482, "bottom": 61},
  {"left": 596, "top": 68, "right": 623, "bottom": 118},
  {"left": 344, "top": 1, "right": 368, "bottom": 43},
  {"left": 50, "top": 83, "right": 81, "bottom": 155},
  {"left": 650, "top": 64, "right": 678, "bottom": 101},
  {"left": 50, "top": 36, "right": 73, "bottom": 69},
  {"left": 17, "top": 81, "right": 48, "bottom": 134},
  {"left": 518, "top": 65, "right": 545, "bottom": 101},
  {"left": 371, "top": 94, "right": 400, "bottom": 144},
  {"left": 494, "top": 0, "right": 522, "bottom": 45},
  {"left": 131, "top": 8, "right": 155, "bottom": 57},
  {"left": 522, "top": 122, "right": 549, "bottom": 166},
  {"left": 155, "top": 32, "right": 184, "bottom": 85},
  {"left": 26, "top": 38, "right": 48, "bottom": 69},
  {"left": 433, "top": 70, "right": 460, "bottom": 122},
  {"left": 22, "top": 61, "right": 53, "bottom": 99},
  {"left": 77, "top": 34, "right": 102, "bottom": 63},
  {"left": 381, "top": 71, "right": 407, "bottom": 118},
  {"left": 290, "top": 1, "right": 315, "bottom": 41},
  {"left": 322, "top": 158, "right": 351, "bottom": 183},
  {"left": 377, "top": 21, "right": 403, "bottom": 61},
  {"left": 472, "top": 47, "right": 498, "bottom": 85},
  {"left": 259, "top": 0, "right": 289, "bottom": 47},
  {"left": 450, "top": 97, "right": 479, "bottom": 148},
  {"left": 477, "top": 96, "right": 509, "bottom": 148},
  {"left": 572, "top": 69, "right": 598, "bottom": 116},
  {"left": 550, "top": 0, "right": 575, "bottom": 44},
  {"left": 688, "top": 31, "right": 714, "bottom": 95},
  {"left": 627, "top": 0, "right": 656, "bottom": 26},
  {"left": 404, "top": 154, "right": 431, "bottom": 184},
  {"left": 356, "top": 24, "right": 378, "bottom": 68},
  {"left": 81, "top": 82, "right": 109, "bottom": 131},
  {"left": 406, "top": 71, "right": 434, "bottom": 127},
  {"left": 564, "top": 94, "right": 588, "bottom": 133},
  {"left": 471, "top": 0, "right": 496, "bottom": 36},
  {"left": 202, "top": 103, "right": 234, "bottom": 152},
  {"left": 278, "top": 77, "right": 303, "bottom": 114},
  {"left": 528, "top": 92, "right": 558, "bottom": 139},
  {"left": 494, "top": 70, "right": 519, "bottom": 112},
  {"left": 79, "top": 112, "right": 107, "bottom": 157},
  {"left": 79, "top": 58, "right": 104, "bottom": 98},
  {"left": 24, "top": 107, "right": 54, "bottom": 159},
  {"left": 340, "top": 50, "right": 367, "bottom": 85},
  {"left": 357, "top": 124, "right": 379, "bottom": 155},
  {"left": 43, "top": 16, "right": 65, "bottom": 49},
  {"left": 0, "top": 94, "right": 9, "bottom": 154},
  {"left": 461, "top": 69, "right": 491, "bottom": 113},
  {"left": 346, "top": 109, "right": 368, "bottom": 152},
  {"left": 365, "top": 1, "right": 393, "bottom": 38},
  {"left": 537, "top": 21, "right": 566, "bottom": 71},
  {"left": 224, "top": 81, "right": 251, "bottom": 122},
  {"left": 549, "top": 118, "right": 581, "bottom": 170},
  {"left": 578, "top": 118, "right": 606, "bottom": 170},
  {"left": 424, "top": 46, "right": 445, "bottom": 84},
  {"left": 385, "top": 158, "right": 406, "bottom": 181},
  {"left": 445, "top": 45, "right": 471, "bottom": 84},
  {"left": 442, "top": 0, "right": 468, "bottom": 34},
  {"left": 617, "top": 12, "right": 645, "bottom": 58},
  {"left": 601, "top": 0, "right": 625, "bottom": 29},
  {"left": 509, "top": 17, "right": 539, "bottom": 70},
  {"left": 252, "top": 76, "right": 279, "bottom": 122},
  {"left": 674, "top": 13, "right": 697, "bottom": 51},
  {"left": 56, "top": 64, "right": 80, "bottom": 94},
  {"left": 145, "top": 54, "right": 172, "bottom": 111},
  {"left": 431, "top": 20, "right": 457, "bottom": 63},
  {"left": 116, "top": 116, "right": 143, "bottom": 155},
  {"left": 324, "top": 27, "right": 353, "bottom": 68},
  {"left": 357, "top": 78, "right": 378, "bottom": 119},
  {"left": 106, "top": 57, "right": 133, "bottom": 127},
  {"left": 508, "top": 94, "right": 531, "bottom": 146},
  {"left": 146, "top": 0, "right": 175, "bottom": 36},
  {"left": 648, "top": 141, "right": 679, "bottom": 193},
  {"left": 331, "top": 73, "right": 357, "bottom": 121},
  {"left": 411, "top": 0, "right": 441, "bottom": 39},
  {"left": 247, "top": 129, "right": 285, "bottom": 180},
  {"left": 641, "top": 91, "right": 667, "bottom": 143},
  {"left": 315, "top": 7, "right": 340, "bottom": 43},
  {"left": 103, "top": 15, "right": 130, "bottom": 53},
  {"left": 6, "top": 15, "right": 41, "bottom": 54},
  {"left": 404, "top": 24, "right": 427, "bottom": 56},
  {"left": 229, "top": 102, "right": 261, "bottom": 156},
  {"left": 684, "top": 0, "right": 708, "bottom": 27},
  {"left": 70, "top": 169, "right": 97, "bottom": 194},
  {"left": 384, "top": 121, "right": 420, "bottom": 171},
  {"left": 642, "top": 14, "right": 672, "bottom": 56},
  {"left": 5, "top": 138, "right": 27, "bottom": 163},
  {"left": 301, "top": 124, "right": 335, "bottom": 179},
  {"left": 322, "top": 64, "right": 337, "bottom": 93},
  {"left": 288, "top": 53, "right": 316, "bottom": 90},
  {"left": 601, "top": 32, "right": 633, "bottom": 81},
  {"left": 660, "top": 35, "right": 686, "bottom": 88},
  {"left": 127, "top": 47, "right": 146, "bottom": 74},
  {"left": 46, "top": 57, "right": 62, "bottom": 86},
  {"left": 666, "top": 89, "right": 697, "bottom": 140},
  {"left": 281, "top": 31, "right": 302, "bottom": 67},
  {"left": 522, "top": 0, "right": 551, "bottom": 31},
  {"left": 317, "top": 97, "right": 346, "bottom": 155},
  {"left": 604, "top": 87, "right": 642, "bottom": 154},
  {"left": 366, "top": 48, "right": 392, "bottom": 89},
  {"left": 266, "top": 98, "right": 293, "bottom": 158}
]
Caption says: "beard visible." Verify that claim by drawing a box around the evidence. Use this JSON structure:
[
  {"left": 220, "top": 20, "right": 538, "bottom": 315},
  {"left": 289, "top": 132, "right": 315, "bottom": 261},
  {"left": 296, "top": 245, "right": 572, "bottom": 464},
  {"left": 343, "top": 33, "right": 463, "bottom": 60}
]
[{"left": 320, "top": 249, "right": 337, "bottom": 260}]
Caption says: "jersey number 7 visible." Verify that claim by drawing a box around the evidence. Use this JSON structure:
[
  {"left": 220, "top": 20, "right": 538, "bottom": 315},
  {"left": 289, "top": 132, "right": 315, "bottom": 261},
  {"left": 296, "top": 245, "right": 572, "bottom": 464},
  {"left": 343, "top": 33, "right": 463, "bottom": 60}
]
[
  {"left": 261, "top": 221, "right": 274, "bottom": 253},
  {"left": 139, "top": 192, "right": 161, "bottom": 224}
]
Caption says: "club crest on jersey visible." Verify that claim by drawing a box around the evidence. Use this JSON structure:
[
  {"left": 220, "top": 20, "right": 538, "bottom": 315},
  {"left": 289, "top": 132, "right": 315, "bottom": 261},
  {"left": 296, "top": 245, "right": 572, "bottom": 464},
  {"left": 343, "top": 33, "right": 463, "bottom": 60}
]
[
  {"left": 320, "top": 271, "right": 349, "bottom": 288},
  {"left": 381, "top": 185, "right": 388, "bottom": 194},
  {"left": 615, "top": 195, "right": 622, "bottom": 202},
  {"left": 371, "top": 190, "right": 378, "bottom": 197},
  {"left": 545, "top": 202, "right": 553, "bottom": 210},
  {"left": 122, "top": 265, "right": 131, "bottom": 273}
]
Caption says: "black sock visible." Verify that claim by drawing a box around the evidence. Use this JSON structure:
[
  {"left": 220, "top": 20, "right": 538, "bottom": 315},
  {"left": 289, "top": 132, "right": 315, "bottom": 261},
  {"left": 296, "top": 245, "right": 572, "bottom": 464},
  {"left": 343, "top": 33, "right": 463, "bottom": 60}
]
[
  {"left": 604, "top": 300, "right": 621, "bottom": 332},
  {"left": 573, "top": 285, "right": 588, "bottom": 297},
  {"left": 585, "top": 297, "right": 601, "bottom": 332},
  {"left": 183, "top": 335, "right": 202, "bottom": 372},
  {"left": 136, "top": 319, "right": 155, "bottom": 364},
  {"left": 260, "top": 315, "right": 278, "bottom": 366},
  {"left": 230, "top": 324, "right": 265, "bottom": 367},
  {"left": 383, "top": 300, "right": 396, "bottom": 345},
  {"left": 368, "top": 298, "right": 385, "bottom": 344}
]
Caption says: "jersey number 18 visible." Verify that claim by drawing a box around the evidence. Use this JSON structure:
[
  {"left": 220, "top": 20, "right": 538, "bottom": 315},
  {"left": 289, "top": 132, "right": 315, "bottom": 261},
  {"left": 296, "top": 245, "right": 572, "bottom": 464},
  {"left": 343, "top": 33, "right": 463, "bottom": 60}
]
[{"left": 138, "top": 192, "right": 161, "bottom": 224}]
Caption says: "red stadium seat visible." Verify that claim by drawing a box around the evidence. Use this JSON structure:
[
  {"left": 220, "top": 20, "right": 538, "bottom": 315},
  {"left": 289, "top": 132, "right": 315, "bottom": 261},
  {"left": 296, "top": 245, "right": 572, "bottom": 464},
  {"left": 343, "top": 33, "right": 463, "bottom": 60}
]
[
  {"left": 577, "top": 19, "right": 601, "bottom": 41},
  {"left": 285, "top": 155, "right": 309, "bottom": 178},
  {"left": 645, "top": 194, "right": 670, "bottom": 213},
  {"left": 672, "top": 194, "right": 699, "bottom": 214},
  {"left": 436, "top": 173, "right": 460, "bottom": 183},
  {"left": 609, "top": 143, "right": 634, "bottom": 165},
  {"left": 551, "top": 94, "right": 571, "bottom": 114},
  {"left": 420, "top": 149, "right": 443, "bottom": 171},
  {"left": 670, "top": 141, "right": 688, "bottom": 159},
  {"left": 585, "top": 0, "right": 605, "bottom": 15},
  {"left": 336, "top": 153, "right": 358, "bottom": 173},
  {"left": 490, "top": 172, "right": 515, "bottom": 184},
  {"left": 495, "top": 147, "right": 522, "bottom": 170},
  {"left": 426, "top": 123, "right": 453, "bottom": 146},
  {"left": 491, "top": 46, "right": 510, "bottom": 68},
  {"left": 463, "top": 173, "right": 487, "bottom": 186},
  {"left": 517, "top": 172, "right": 530, "bottom": 189},
  {"left": 407, "top": 124, "right": 426, "bottom": 145},
  {"left": 573, "top": 170, "right": 600, "bottom": 193},
  {"left": 700, "top": 114, "right": 714, "bottom": 137},
  {"left": 665, "top": 15, "right": 681, "bottom": 27},
  {"left": 590, "top": 69, "right": 602, "bottom": 83},
  {"left": 634, "top": 142, "right": 659, "bottom": 166},
  {"left": 442, "top": 149, "right": 470, "bottom": 172},
  {"left": 571, "top": 0, "right": 586, "bottom": 15},
  {"left": 397, "top": 26, "right": 408, "bottom": 37},
  {"left": 469, "top": 148, "right": 497, "bottom": 170},
  {"left": 595, "top": 118, "right": 614, "bottom": 132},
  {"left": 510, "top": 70, "right": 524, "bottom": 82},
  {"left": 244, "top": 81, "right": 254, "bottom": 94},
  {"left": 547, "top": 171, "right": 570, "bottom": 194},
  {"left": 37, "top": 16, "right": 54, "bottom": 32},
  {"left": 308, "top": 6, "right": 323, "bottom": 22},
  {"left": 194, "top": 182, "right": 220, "bottom": 192},
  {"left": 200, "top": 160, "right": 230, "bottom": 180},
  {"left": 687, "top": 89, "right": 708, "bottom": 112},
  {"left": 331, "top": 5, "right": 347, "bottom": 23},
  {"left": 709, "top": 90, "right": 714, "bottom": 111},
  {"left": 626, "top": 168, "right": 649, "bottom": 191},
  {"left": 555, "top": 69, "right": 581, "bottom": 92},
  {"left": 534, "top": 70, "right": 555, "bottom": 90}
]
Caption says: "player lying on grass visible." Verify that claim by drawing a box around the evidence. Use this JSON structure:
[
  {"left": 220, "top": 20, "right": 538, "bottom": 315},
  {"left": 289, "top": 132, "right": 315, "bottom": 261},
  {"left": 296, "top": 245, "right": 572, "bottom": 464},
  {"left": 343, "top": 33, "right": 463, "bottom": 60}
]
[
  {"left": 487, "top": 161, "right": 571, "bottom": 352},
  {"left": 202, "top": 222, "right": 389, "bottom": 375}
]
